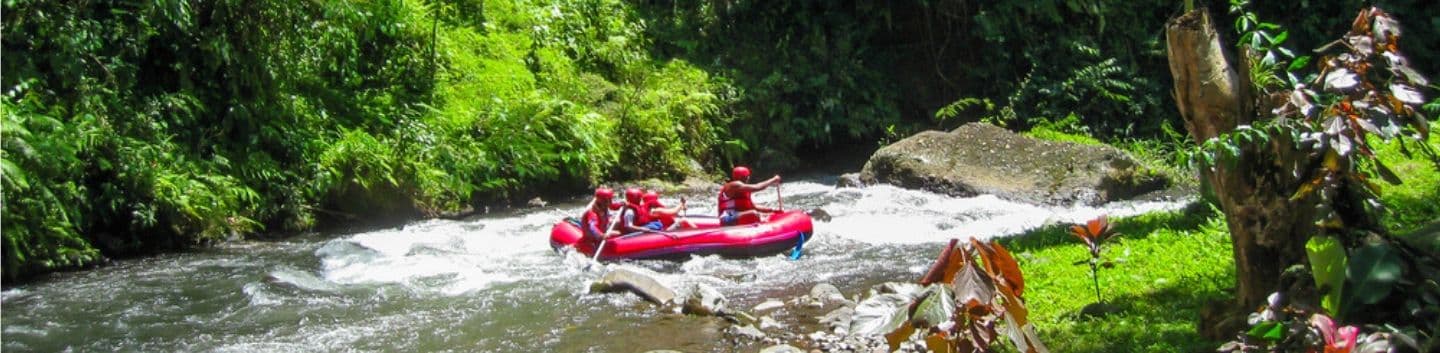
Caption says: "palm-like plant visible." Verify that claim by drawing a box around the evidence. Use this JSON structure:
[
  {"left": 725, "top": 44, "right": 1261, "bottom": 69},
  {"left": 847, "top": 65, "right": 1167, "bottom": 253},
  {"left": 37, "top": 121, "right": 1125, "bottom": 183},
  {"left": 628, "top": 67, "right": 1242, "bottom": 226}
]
[{"left": 1070, "top": 215, "right": 1121, "bottom": 304}]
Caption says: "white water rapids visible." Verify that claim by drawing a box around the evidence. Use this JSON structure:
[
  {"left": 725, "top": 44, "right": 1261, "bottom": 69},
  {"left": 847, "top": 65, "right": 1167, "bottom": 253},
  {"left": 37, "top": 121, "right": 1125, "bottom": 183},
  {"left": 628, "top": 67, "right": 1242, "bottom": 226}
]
[{"left": 2, "top": 179, "right": 1188, "bottom": 352}]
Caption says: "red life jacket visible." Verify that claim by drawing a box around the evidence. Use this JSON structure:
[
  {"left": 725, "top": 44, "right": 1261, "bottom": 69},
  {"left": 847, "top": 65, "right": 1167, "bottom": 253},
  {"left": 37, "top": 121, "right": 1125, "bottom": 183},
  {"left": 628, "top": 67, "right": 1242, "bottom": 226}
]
[
  {"left": 630, "top": 202, "right": 652, "bottom": 225},
  {"left": 581, "top": 208, "right": 609, "bottom": 241},
  {"left": 717, "top": 185, "right": 755, "bottom": 215},
  {"left": 648, "top": 201, "right": 675, "bottom": 228}
]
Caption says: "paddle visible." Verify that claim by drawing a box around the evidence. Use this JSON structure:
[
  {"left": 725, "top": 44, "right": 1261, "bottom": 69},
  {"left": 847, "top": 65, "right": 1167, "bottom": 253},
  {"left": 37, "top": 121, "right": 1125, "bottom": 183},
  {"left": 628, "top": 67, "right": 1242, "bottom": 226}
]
[
  {"left": 587, "top": 210, "right": 621, "bottom": 270},
  {"left": 776, "top": 182, "right": 783, "bottom": 212}
]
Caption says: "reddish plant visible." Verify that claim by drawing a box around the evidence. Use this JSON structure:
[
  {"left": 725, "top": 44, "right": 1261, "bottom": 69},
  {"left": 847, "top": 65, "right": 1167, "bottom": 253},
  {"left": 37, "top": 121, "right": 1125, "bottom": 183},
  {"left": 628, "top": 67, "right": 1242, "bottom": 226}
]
[{"left": 1069, "top": 215, "right": 1120, "bottom": 304}]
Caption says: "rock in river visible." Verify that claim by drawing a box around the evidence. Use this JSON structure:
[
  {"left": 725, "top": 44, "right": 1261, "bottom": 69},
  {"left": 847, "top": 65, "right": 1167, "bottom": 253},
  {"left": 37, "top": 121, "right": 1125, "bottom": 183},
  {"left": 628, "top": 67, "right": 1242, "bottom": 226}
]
[{"left": 859, "top": 122, "right": 1170, "bottom": 205}]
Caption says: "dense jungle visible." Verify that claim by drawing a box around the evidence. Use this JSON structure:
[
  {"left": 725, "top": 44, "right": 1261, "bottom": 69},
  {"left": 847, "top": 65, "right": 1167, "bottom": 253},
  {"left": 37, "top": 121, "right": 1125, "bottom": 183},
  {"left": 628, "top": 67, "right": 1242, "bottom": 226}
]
[{"left": 3, "top": 0, "right": 1438, "bottom": 352}]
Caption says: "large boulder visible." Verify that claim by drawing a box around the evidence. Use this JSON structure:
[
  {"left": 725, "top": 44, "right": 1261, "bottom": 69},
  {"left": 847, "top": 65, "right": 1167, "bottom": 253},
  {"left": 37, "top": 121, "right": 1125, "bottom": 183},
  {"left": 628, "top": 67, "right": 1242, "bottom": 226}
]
[
  {"left": 859, "top": 123, "right": 1169, "bottom": 205},
  {"left": 590, "top": 266, "right": 678, "bottom": 305}
]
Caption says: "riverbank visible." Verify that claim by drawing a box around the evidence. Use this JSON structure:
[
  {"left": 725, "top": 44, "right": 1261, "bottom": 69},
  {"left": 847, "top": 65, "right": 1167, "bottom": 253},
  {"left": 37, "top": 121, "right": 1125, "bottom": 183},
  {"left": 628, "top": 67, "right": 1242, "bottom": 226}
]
[{"left": 649, "top": 202, "right": 1233, "bottom": 353}]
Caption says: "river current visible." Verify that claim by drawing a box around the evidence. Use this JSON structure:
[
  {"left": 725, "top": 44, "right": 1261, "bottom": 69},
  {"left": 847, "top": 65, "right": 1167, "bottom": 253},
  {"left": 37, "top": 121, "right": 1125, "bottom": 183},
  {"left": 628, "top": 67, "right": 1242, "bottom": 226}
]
[{"left": 2, "top": 178, "right": 1186, "bottom": 352}]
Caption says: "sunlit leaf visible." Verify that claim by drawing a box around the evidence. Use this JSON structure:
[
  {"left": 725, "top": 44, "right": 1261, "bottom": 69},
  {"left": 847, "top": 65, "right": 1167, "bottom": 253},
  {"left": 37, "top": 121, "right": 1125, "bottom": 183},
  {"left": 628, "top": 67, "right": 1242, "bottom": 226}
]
[
  {"left": 1389, "top": 84, "right": 1424, "bottom": 105},
  {"left": 952, "top": 261, "right": 994, "bottom": 315},
  {"left": 1325, "top": 68, "right": 1359, "bottom": 91},
  {"left": 911, "top": 284, "right": 955, "bottom": 328},
  {"left": 850, "top": 293, "right": 917, "bottom": 336},
  {"left": 1247, "top": 321, "right": 1286, "bottom": 342},
  {"left": 972, "top": 240, "right": 1025, "bottom": 296},
  {"left": 1306, "top": 235, "right": 1348, "bottom": 315},
  {"left": 919, "top": 239, "right": 960, "bottom": 285}
]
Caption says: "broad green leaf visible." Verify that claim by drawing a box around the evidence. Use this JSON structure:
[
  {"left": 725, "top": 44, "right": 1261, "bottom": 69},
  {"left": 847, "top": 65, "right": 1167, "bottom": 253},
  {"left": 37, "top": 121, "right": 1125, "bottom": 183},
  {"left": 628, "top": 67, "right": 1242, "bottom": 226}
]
[
  {"left": 850, "top": 293, "right": 916, "bottom": 336},
  {"left": 1288, "top": 55, "right": 1313, "bottom": 72},
  {"left": 1347, "top": 242, "right": 1404, "bottom": 306},
  {"left": 911, "top": 284, "right": 955, "bottom": 329},
  {"left": 1306, "top": 235, "right": 1347, "bottom": 315},
  {"left": 1246, "top": 321, "right": 1285, "bottom": 342}
]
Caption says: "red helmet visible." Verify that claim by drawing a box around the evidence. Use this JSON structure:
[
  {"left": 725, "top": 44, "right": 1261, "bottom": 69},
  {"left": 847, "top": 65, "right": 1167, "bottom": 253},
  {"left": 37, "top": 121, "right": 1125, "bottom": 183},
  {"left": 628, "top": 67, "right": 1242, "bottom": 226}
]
[
  {"left": 624, "top": 188, "right": 643, "bottom": 205},
  {"left": 642, "top": 191, "right": 660, "bottom": 205},
  {"left": 732, "top": 166, "right": 751, "bottom": 181},
  {"left": 594, "top": 187, "right": 614, "bottom": 200}
]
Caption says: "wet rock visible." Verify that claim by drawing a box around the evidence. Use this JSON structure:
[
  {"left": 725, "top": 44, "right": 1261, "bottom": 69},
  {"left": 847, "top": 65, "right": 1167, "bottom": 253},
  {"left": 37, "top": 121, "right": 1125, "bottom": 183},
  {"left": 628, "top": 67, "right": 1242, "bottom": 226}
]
[
  {"left": 810, "top": 283, "right": 847, "bottom": 305},
  {"left": 806, "top": 208, "right": 833, "bottom": 223},
  {"left": 759, "top": 315, "right": 785, "bottom": 331},
  {"left": 644, "top": 350, "right": 684, "bottom": 353},
  {"left": 730, "top": 324, "right": 767, "bottom": 340},
  {"left": 726, "top": 310, "right": 759, "bottom": 326},
  {"left": 759, "top": 344, "right": 805, "bottom": 353},
  {"left": 683, "top": 283, "right": 728, "bottom": 316},
  {"left": 859, "top": 122, "right": 1170, "bottom": 206},
  {"left": 753, "top": 299, "right": 785, "bottom": 313},
  {"left": 818, "top": 306, "right": 855, "bottom": 334},
  {"left": 526, "top": 197, "right": 547, "bottom": 208},
  {"left": 589, "top": 266, "right": 677, "bottom": 305},
  {"left": 836, "top": 173, "right": 865, "bottom": 188}
]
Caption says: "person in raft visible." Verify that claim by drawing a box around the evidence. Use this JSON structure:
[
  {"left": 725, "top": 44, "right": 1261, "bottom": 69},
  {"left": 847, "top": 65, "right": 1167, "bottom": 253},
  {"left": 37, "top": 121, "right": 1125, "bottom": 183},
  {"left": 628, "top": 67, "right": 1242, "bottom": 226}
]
[
  {"left": 718, "top": 166, "right": 781, "bottom": 226},
  {"left": 619, "top": 187, "right": 665, "bottom": 234},
  {"left": 643, "top": 190, "right": 692, "bottom": 231},
  {"left": 582, "top": 187, "right": 622, "bottom": 240}
]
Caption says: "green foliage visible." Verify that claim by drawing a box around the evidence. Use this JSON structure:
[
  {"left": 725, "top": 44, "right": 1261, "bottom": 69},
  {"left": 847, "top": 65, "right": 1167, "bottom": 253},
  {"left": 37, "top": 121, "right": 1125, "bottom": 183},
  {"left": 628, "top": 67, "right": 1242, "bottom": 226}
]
[
  {"left": 0, "top": 0, "right": 734, "bottom": 279},
  {"left": 1203, "top": 6, "right": 1440, "bottom": 350},
  {"left": 1, "top": 91, "right": 101, "bottom": 278},
  {"left": 1001, "top": 204, "right": 1234, "bottom": 352},
  {"left": 637, "top": 0, "right": 902, "bottom": 157},
  {"left": 1024, "top": 113, "right": 1104, "bottom": 146}
]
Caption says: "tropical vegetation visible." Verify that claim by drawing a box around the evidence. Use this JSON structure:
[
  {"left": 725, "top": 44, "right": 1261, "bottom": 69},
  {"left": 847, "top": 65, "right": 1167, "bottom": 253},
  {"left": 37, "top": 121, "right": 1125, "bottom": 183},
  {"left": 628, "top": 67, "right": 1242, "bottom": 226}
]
[{"left": 3, "top": 2, "right": 1439, "bottom": 352}]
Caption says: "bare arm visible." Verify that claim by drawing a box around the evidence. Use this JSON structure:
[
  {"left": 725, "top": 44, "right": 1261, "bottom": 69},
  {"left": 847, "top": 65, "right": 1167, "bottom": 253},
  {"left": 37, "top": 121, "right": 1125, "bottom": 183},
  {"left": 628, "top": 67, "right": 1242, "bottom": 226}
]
[{"left": 737, "top": 175, "right": 781, "bottom": 192}]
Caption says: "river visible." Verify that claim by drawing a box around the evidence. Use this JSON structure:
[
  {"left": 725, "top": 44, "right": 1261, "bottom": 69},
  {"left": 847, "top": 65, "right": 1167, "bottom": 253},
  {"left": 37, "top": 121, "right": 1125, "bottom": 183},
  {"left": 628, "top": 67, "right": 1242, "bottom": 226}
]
[{"left": 2, "top": 178, "right": 1186, "bottom": 352}]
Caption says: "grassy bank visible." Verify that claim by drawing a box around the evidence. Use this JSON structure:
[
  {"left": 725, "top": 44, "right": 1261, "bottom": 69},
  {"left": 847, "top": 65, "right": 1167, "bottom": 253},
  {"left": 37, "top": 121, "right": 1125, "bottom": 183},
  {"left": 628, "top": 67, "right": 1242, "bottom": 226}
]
[
  {"left": 999, "top": 204, "right": 1232, "bottom": 352},
  {"left": 993, "top": 120, "right": 1438, "bottom": 352}
]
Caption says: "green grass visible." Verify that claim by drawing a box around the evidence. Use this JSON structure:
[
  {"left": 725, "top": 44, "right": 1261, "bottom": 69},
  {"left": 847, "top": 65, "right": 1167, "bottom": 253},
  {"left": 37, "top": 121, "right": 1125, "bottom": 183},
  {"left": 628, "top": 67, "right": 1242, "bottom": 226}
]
[
  {"left": 997, "top": 204, "right": 1234, "bottom": 352},
  {"left": 1374, "top": 121, "right": 1440, "bottom": 235}
]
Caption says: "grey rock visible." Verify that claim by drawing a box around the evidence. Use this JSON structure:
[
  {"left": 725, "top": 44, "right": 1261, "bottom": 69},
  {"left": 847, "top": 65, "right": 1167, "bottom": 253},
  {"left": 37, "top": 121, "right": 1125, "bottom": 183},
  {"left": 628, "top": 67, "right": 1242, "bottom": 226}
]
[
  {"left": 589, "top": 266, "right": 677, "bottom": 305},
  {"left": 836, "top": 173, "right": 866, "bottom": 188},
  {"left": 759, "top": 315, "right": 785, "bottom": 331},
  {"left": 809, "top": 283, "right": 847, "bottom": 305},
  {"left": 526, "top": 197, "right": 547, "bottom": 208},
  {"left": 731, "top": 324, "right": 767, "bottom": 340},
  {"left": 819, "top": 306, "right": 855, "bottom": 334},
  {"left": 683, "top": 283, "right": 728, "bottom": 316},
  {"left": 859, "top": 122, "right": 1170, "bottom": 206},
  {"left": 759, "top": 344, "right": 805, "bottom": 353},
  {"left": 753, "top": 299, "right": 785, "bottom": 313},
  {"left": 644, "top": 351, "right": 684, "bottom": 353}
]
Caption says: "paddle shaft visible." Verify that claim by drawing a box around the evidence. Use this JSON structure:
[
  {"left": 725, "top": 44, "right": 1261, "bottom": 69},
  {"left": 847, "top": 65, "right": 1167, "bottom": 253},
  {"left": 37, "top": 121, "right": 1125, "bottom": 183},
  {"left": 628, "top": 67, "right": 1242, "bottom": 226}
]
[
  {"left": 776, "top": 183, "right": 783, "bottom": 212},
  {"left": 589, "top": 210, "right": 621, "bottom": 265}
]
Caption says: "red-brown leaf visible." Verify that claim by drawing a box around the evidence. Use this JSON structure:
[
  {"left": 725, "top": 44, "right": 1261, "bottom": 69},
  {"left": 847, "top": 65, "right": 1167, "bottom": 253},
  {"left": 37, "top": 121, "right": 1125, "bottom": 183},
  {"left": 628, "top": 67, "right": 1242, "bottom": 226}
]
[
  {"left": 972, "top": 239, "right": 1026, "bottom": 297},
  {"left": 919, "top": 239, "right": 961, "bottom": 285},
  {"left": 952, "top": 258, "right": 995, "bottom": 316}
]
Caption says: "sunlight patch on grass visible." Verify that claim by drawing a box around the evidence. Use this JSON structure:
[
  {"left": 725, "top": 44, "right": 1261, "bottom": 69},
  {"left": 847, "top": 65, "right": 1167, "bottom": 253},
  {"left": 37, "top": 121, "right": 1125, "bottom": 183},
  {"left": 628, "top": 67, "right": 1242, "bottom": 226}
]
[{"left": 1000, "top": 204, "right": 1234, "bottom": 352}]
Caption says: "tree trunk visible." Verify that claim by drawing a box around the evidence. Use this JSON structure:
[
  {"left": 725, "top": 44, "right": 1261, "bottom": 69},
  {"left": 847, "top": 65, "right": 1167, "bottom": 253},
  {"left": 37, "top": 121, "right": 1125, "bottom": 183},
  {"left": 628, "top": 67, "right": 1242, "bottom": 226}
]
[{"left": 1165, "top": 9, "right": 1318, "bottom": 338}]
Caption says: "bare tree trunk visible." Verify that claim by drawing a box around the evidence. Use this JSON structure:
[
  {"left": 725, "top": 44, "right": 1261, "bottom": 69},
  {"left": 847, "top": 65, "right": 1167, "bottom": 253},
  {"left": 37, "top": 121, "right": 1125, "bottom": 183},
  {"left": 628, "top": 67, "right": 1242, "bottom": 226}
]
[{"left": 1165, "top": 9, "right": 1318, "bottom": 338}]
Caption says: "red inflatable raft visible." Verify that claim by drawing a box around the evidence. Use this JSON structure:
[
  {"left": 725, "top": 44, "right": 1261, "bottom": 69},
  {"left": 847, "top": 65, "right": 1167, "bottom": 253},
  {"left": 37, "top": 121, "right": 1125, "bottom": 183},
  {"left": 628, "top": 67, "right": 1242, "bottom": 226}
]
[{"left": 550, "top": 210, "right": 814, "bottom": 261}]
